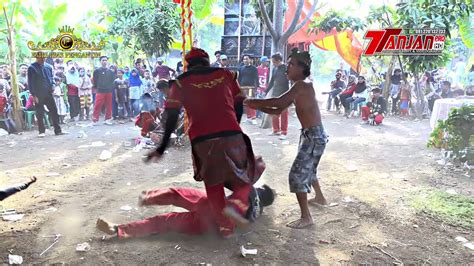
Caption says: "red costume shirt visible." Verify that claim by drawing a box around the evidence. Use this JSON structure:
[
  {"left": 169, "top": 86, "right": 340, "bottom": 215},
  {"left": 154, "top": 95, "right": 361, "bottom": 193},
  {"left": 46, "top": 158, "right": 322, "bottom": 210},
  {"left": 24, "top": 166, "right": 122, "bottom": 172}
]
[{"left": 165, "top": 67, "right": 242, "bottom": 140}]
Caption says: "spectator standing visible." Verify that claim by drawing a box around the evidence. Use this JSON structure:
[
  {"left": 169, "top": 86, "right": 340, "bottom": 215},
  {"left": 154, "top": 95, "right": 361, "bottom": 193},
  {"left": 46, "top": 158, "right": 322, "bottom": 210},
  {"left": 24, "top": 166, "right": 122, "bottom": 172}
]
[
  {"left": 238, "top": 55, "right": 259, "bottom": 125},
  {"left": 65, "top": 63, "right": 81, "bottom": 122},
  {"left": 129, "top": 68, "right": 143, "bottom": 116},
  {"left": 152, "top": 59, "right": 176, "bottom": 80},
  {"left": 256, "top": 56, "right": 270, "bottom": 118},
  {"left": 17, "top": 63, "right": 28, "bottom": 92},
  {"left": 78, "top": 67, "right": 93, "bottom": 120},
  {"left": 92, "top": 56, "right": 116, "bottom": 125}
]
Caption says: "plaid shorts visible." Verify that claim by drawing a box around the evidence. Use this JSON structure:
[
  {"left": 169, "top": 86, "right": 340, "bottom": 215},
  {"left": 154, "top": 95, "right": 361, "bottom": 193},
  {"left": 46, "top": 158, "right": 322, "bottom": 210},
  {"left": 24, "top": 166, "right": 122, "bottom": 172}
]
[{"left": 289, "top": 125, "right": 328, "bottom": 193}]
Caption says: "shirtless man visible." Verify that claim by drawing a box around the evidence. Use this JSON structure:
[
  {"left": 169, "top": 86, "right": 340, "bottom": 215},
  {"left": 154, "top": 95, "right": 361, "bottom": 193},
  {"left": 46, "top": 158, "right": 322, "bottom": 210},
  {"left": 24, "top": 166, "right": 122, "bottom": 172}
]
[{"left": 244, "top": 48, "right": 328, "bottom": 229}]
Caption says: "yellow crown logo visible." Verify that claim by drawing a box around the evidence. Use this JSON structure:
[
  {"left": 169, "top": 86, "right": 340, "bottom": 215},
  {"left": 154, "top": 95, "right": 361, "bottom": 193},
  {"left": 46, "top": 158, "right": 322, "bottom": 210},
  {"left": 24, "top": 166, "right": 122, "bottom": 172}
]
[{"left": 58, "top": 26, "right": 75, "bottom": 35}]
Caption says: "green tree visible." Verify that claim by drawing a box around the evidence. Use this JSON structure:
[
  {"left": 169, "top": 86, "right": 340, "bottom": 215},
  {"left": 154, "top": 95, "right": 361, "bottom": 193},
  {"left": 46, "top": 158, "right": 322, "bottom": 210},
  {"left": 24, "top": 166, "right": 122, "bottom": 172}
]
[
  {"left": 107, "top": 0, "right": 180, "bottom": 60},
  {"left": 395, "top": 0, "right": 472, "bottom": 118}
]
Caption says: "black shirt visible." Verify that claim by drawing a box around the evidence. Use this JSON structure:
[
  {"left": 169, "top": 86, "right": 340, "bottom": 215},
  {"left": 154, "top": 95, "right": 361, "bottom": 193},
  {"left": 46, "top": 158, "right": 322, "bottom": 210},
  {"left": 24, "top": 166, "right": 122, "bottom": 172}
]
[
  {"left": 93, "top": 67, "right": 116, "bottom": 93},
  {"left": 27, "top": 62, "right": 54, "bottom": 98},
  {"left": 391, "top": 74, "right": 401, "bottom": 85},
  {"left": 238, "top": 65, "right": 259, "bottom": 87}
]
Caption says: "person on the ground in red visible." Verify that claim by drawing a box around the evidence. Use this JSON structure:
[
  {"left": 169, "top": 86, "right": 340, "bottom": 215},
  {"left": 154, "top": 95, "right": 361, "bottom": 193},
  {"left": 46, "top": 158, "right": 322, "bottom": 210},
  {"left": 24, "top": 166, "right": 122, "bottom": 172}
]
[
  {"left": 361, "top": 87, "right": 387, "bottom": 125},
  {"left": 145, "top": 48, "right": 265, "bottom": 237},
  {"left": 238, "top": 55, "right": 259, "bottom": 125},
  {"left": 256, "top": 56, "right": 270, "bottom": 119},
  {"left": 96, "top": 184, "right": 274, "bottom": 238},
  {"left": 245, "top": 48, "right": 328, "bottom": 229},
  {"left": 265, "top": 53, "right": 290, "bottom": 139},
  {"left": 92, "top": 56, "right": 116, "bottom": 125}
]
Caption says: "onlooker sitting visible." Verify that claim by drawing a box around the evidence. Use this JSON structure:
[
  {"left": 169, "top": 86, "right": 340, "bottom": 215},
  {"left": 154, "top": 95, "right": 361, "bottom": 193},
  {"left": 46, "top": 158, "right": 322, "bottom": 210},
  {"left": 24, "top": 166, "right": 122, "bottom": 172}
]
[
  {"left": 339, "top": 75, "right": 356, "bottom": 114},
  {"left": 345, "top": 75, "right": 368, "bottom": 117},
  {"left": 324, "top": 72, "right": 345, "bottom": 111},
  {"left": 361, "top": 87, "right": 387, "bottom": 125}
]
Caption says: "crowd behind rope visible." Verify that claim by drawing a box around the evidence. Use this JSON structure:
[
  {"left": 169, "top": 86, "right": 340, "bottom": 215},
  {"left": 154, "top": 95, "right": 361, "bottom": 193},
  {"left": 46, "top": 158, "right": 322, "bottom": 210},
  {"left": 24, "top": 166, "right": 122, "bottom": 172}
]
[{"left": 323, "top": 59, "right": 474, "bottom": 126}]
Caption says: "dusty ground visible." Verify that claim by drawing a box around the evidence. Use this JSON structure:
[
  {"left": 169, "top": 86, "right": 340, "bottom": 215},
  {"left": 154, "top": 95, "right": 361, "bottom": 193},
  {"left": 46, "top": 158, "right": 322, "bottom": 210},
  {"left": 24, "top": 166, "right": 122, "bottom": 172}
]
[{"left": 1, "top": 109, "right": 473, "bottom": 265}]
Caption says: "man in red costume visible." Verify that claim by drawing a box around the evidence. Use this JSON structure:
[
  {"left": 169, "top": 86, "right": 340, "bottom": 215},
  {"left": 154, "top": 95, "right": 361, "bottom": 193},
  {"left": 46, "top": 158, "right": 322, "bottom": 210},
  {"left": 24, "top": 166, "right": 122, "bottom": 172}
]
[{"left": 145, "top": 48, "right": 265, "bottom": 237}]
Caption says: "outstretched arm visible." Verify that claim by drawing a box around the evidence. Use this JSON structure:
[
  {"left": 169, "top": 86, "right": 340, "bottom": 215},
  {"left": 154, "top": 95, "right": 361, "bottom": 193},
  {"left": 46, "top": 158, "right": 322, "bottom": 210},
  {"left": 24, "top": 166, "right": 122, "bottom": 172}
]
[{"left": 245, "top": 83, "right": 299, "bottom": 110}]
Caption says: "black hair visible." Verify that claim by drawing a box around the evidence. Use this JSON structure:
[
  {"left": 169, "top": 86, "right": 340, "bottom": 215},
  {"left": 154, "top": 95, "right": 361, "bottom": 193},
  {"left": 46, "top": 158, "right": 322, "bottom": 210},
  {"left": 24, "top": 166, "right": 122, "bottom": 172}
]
[
  {"left": 53, "top": 76, "right": 61, "bottom": 82},
  {"left": 372, "top": 87, "right": 381, "bottom": 93},
  {"left": 256, "top": 184, "right": 275, "bottom": 207},
  {"left": 99, "top": 55, "right": 108, "bottom": 61},
  {"left": 271, "top": 53, "right": 283, "bottom": 61},
  {"left": 297, "top": 61, "right": 311, "bottom": 78},
  {"left": 214, "top": 51, "right": 222, "bottom": 56},
  {"left": 394, "top": 68, "right": 401, "bottom": 73},
  {"left": 187, "top": 57, "right": 210, "bottom": 69},
  {"left": 156, "top": 80, "right": 170, "bottom": 91},
  {"left": 117, "top": 69, "right": 124, "bottom": 74},
  {"left": 442, "top": 80, "right": 451, "bottom": 87},
  {"left": 66, "top": 60, "right": 73, "bottom": 65}
]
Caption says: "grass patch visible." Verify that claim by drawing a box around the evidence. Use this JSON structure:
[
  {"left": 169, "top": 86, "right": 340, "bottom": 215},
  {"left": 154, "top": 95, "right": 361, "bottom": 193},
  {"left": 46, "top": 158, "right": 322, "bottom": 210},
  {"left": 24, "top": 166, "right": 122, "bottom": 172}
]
[{"left": 412, "top": 190, "right": 474, "bottom": 228}]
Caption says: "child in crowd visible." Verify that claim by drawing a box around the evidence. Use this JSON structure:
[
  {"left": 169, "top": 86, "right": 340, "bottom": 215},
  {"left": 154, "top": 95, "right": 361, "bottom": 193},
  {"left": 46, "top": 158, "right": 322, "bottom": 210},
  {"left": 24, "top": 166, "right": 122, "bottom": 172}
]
[
  {"left": 53, "top": 76, "right": 68, "bottom": 124},
  {"left": 78, "top": 67, "right": 93, "bottom": 120},
  {"left": 129, "top": 69, "right": 143, "bottom": 116},
  {"left": 114, "top": 69, "right": 132, "bottom": 122},
  {"left": 399, "top": 81, "right": 411, "bottom": 116},
  {"left": 0, "top": 85, "right": 7, "bottom": 118},
  {"left": 361, "top": 87, "right": 387, "bottom": 125}
]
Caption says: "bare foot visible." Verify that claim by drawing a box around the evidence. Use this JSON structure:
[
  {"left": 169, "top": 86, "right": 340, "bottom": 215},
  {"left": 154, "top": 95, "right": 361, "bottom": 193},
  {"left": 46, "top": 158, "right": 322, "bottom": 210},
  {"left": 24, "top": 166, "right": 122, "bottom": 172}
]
[
  {"left": 96, "top": 218, "right": 118, "bottom": 235},
  {"left": 286, "top": 217, "right": 314, "bottom": 229},
  {"left": 223, "top": 207, "right": 250, "bottom": 228},
  {"left": 138, "top": 191, "right": 147, "bottom": 207},
  {"left": 308, "top": 197, "right": 327, "bottom": 206}
]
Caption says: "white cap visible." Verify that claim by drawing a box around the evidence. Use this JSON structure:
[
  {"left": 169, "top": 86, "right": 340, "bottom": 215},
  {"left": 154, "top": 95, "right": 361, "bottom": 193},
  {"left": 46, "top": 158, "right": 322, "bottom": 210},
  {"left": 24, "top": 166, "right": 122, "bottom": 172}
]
[{"left": 221, "top": 55, "right": 228, "bottom": 60}]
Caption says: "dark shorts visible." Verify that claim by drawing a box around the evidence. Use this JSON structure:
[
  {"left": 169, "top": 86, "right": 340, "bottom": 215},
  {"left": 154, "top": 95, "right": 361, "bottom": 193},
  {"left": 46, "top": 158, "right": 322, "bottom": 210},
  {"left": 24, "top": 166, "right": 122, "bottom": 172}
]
[
  {"left": 289, "top": 125, "right": 328, "bottom": 193},
  {"left": 191, "top": 133, "right": 265, "bottom": 186}
]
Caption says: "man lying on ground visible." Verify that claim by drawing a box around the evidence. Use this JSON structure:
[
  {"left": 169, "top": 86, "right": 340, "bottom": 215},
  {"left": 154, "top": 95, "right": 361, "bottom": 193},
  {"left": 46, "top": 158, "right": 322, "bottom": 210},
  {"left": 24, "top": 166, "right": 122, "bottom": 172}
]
[{"left": 96, "top": 184, "right": 274, "bottom": 238}]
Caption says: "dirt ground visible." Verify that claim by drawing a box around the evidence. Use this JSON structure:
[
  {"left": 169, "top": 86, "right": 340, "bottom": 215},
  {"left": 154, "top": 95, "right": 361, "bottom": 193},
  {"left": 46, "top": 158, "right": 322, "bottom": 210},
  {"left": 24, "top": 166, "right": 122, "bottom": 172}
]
[{"left": 1, "top": 109, "right": 473, "bottom": 265}]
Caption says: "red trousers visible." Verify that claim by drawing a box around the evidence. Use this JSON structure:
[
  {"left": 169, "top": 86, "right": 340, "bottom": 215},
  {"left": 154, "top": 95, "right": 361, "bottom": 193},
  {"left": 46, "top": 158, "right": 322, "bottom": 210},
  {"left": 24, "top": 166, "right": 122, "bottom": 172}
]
[
  {"left": 92, "top": 92, "right": 112, "bottom": 122},
  {"left": 272, "top": 108, "right": 288, "bottom": 134},
  {"left": 246, "top": 107, "right": 257, "bottom": 119},
  {"left": 117, "top": 184, "right": 251, "bottom": 238},
  {"left": 361, "top": 106, "right": 370, "bottom": 121}
]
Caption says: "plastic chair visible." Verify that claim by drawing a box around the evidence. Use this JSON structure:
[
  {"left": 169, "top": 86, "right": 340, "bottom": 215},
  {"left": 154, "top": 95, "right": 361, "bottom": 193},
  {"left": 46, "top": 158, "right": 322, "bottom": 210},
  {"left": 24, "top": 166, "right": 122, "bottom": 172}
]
[{"left": 19, "top": 91, "right": 50, "bottom": 130}]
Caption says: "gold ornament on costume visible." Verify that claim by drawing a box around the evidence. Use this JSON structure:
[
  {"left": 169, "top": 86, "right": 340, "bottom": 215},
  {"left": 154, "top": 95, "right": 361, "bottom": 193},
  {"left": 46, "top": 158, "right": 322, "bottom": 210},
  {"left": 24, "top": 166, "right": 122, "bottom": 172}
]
[{"left": 28, "top": 26, "right": 105, "bottom": 51}]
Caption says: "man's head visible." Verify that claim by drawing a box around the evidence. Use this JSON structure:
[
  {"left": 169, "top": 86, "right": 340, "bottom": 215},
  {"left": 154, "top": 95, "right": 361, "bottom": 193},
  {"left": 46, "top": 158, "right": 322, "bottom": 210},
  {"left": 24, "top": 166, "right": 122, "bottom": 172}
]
[
  {"left": 287, "top": 48, "right": 311, "bottom": 80},
  {"left": 124, "top": 66, "right": 130, "bottom": 73},
  {"left": 117, "top": 69, "right": 124, "bottom": 78},
  {"left": 19, "top": 64, "right": 28, "bottom": 75},
  {"left": 66, "top": 60, "right": 74, "bottom": 67},
  {"left": 260, "top": 56, "right": 269, "bottom": 67},
  {"left": 271, "top": 53, "right": 283, "bottom": 66},
  {"left": 157, "top": 58, "right": 163, "bottom": 66},
  {"left": 100, "top": 56, "right": 108, "bottom": 68},
  {"left": 68, "top": 64, "right": 76, "bottom": 73},
  {"left": 372, "top": 87, "right": 382, "bottom": 97},
  {"left": 135, "top": 58, "right": 142, "bottom": 68},
  {"left": 348, "top": 75, "right": 356, "bottom": 84},
  {"left": 220, "top": 55, "right": 228, "bottom": 67},
  {"left": 35, "top": 56, "right": 45, "bottom": 65},
  {"left": 157, "top": 79, "right": 170, "bottom": 97},
  {"left": 256, "top": 184, "right": 275, "bottom": 207},
  {"left": 442, "top": 80, "right": 451, "bottom": 91},
  {"left": 242, "top": 55, "right": 251, "bottom": 66},
  {"left": 357, "top": 75, "right": 366, "bottom": 84},
  {"left": 335, "top": 72, "right": 342, "bottom": 80},
  {"left": 185, "top": 47, "right": 210, "bottom": 69},
  {"left": 394, "top": 68, "right": 402, "bottom": 75},
  {"left": 214, "top": 51, "right": 222, "bottom": 60},
  {"left": 144, "top": 69, "right": 151, "bottom": 79}
]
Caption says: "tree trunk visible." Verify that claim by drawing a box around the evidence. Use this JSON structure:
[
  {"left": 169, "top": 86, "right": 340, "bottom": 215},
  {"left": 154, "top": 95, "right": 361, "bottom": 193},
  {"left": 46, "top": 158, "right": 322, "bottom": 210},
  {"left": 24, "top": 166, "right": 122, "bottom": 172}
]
[
  {"left": 5, "top": 13, "right": 23, "bottom": 130},
  {"left": 383, "top": 56, "right": 396, "bottom": 100},
  {"left": 413, "top": 72, "right": 425, "bottom": 119}
]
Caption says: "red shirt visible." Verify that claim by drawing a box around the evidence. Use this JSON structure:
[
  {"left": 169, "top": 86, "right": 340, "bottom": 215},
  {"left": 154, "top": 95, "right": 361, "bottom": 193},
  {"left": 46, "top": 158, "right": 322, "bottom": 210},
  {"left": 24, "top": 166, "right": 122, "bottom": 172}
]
[
  {"left": 165, "top": 68, "right": 242, "bottom": 140},
  {"left": 257, "top": 65, "right": 269, "bottom": 92}
]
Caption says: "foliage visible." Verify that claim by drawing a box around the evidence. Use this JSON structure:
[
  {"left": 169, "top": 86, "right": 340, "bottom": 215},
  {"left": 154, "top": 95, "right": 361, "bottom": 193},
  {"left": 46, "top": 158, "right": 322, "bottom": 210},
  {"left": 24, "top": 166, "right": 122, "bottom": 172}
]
[
  {"left": 366, "top": 5, "right": 396, "bottom": 27},
  {"left": 249, "top": 0, "right": 280, "bottom": 23},
  {"left": 457, "top": 14, "right": 474, "bottom": 48},
  {"left": 0, "top": 0, "right": 68, "bottom": 64},
  {"left": 394, "top": 0, "right": 473, "bottom": 87},
  {"left": 428, "top": 105, "right": 474, "bottom": 163},
  {"left": 107, "top": 0, "right": 180, "bottom": 58},
  {"left": 309, "top": 10, "right": 366, "bottom": 34},
  {"left": 412, "top": 190, "right": 474, "bottom": 228}
]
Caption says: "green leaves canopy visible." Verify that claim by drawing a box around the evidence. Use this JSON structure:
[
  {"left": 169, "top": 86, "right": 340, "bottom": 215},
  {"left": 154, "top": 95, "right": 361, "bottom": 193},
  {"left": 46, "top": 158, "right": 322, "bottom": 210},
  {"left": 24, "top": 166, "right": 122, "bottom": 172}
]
[
  {"left": 107, "top": 0, "right": 180, "bottom": 58},
  {"left": 309, "top": 10, "right": 366, "bottom": 34}
]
